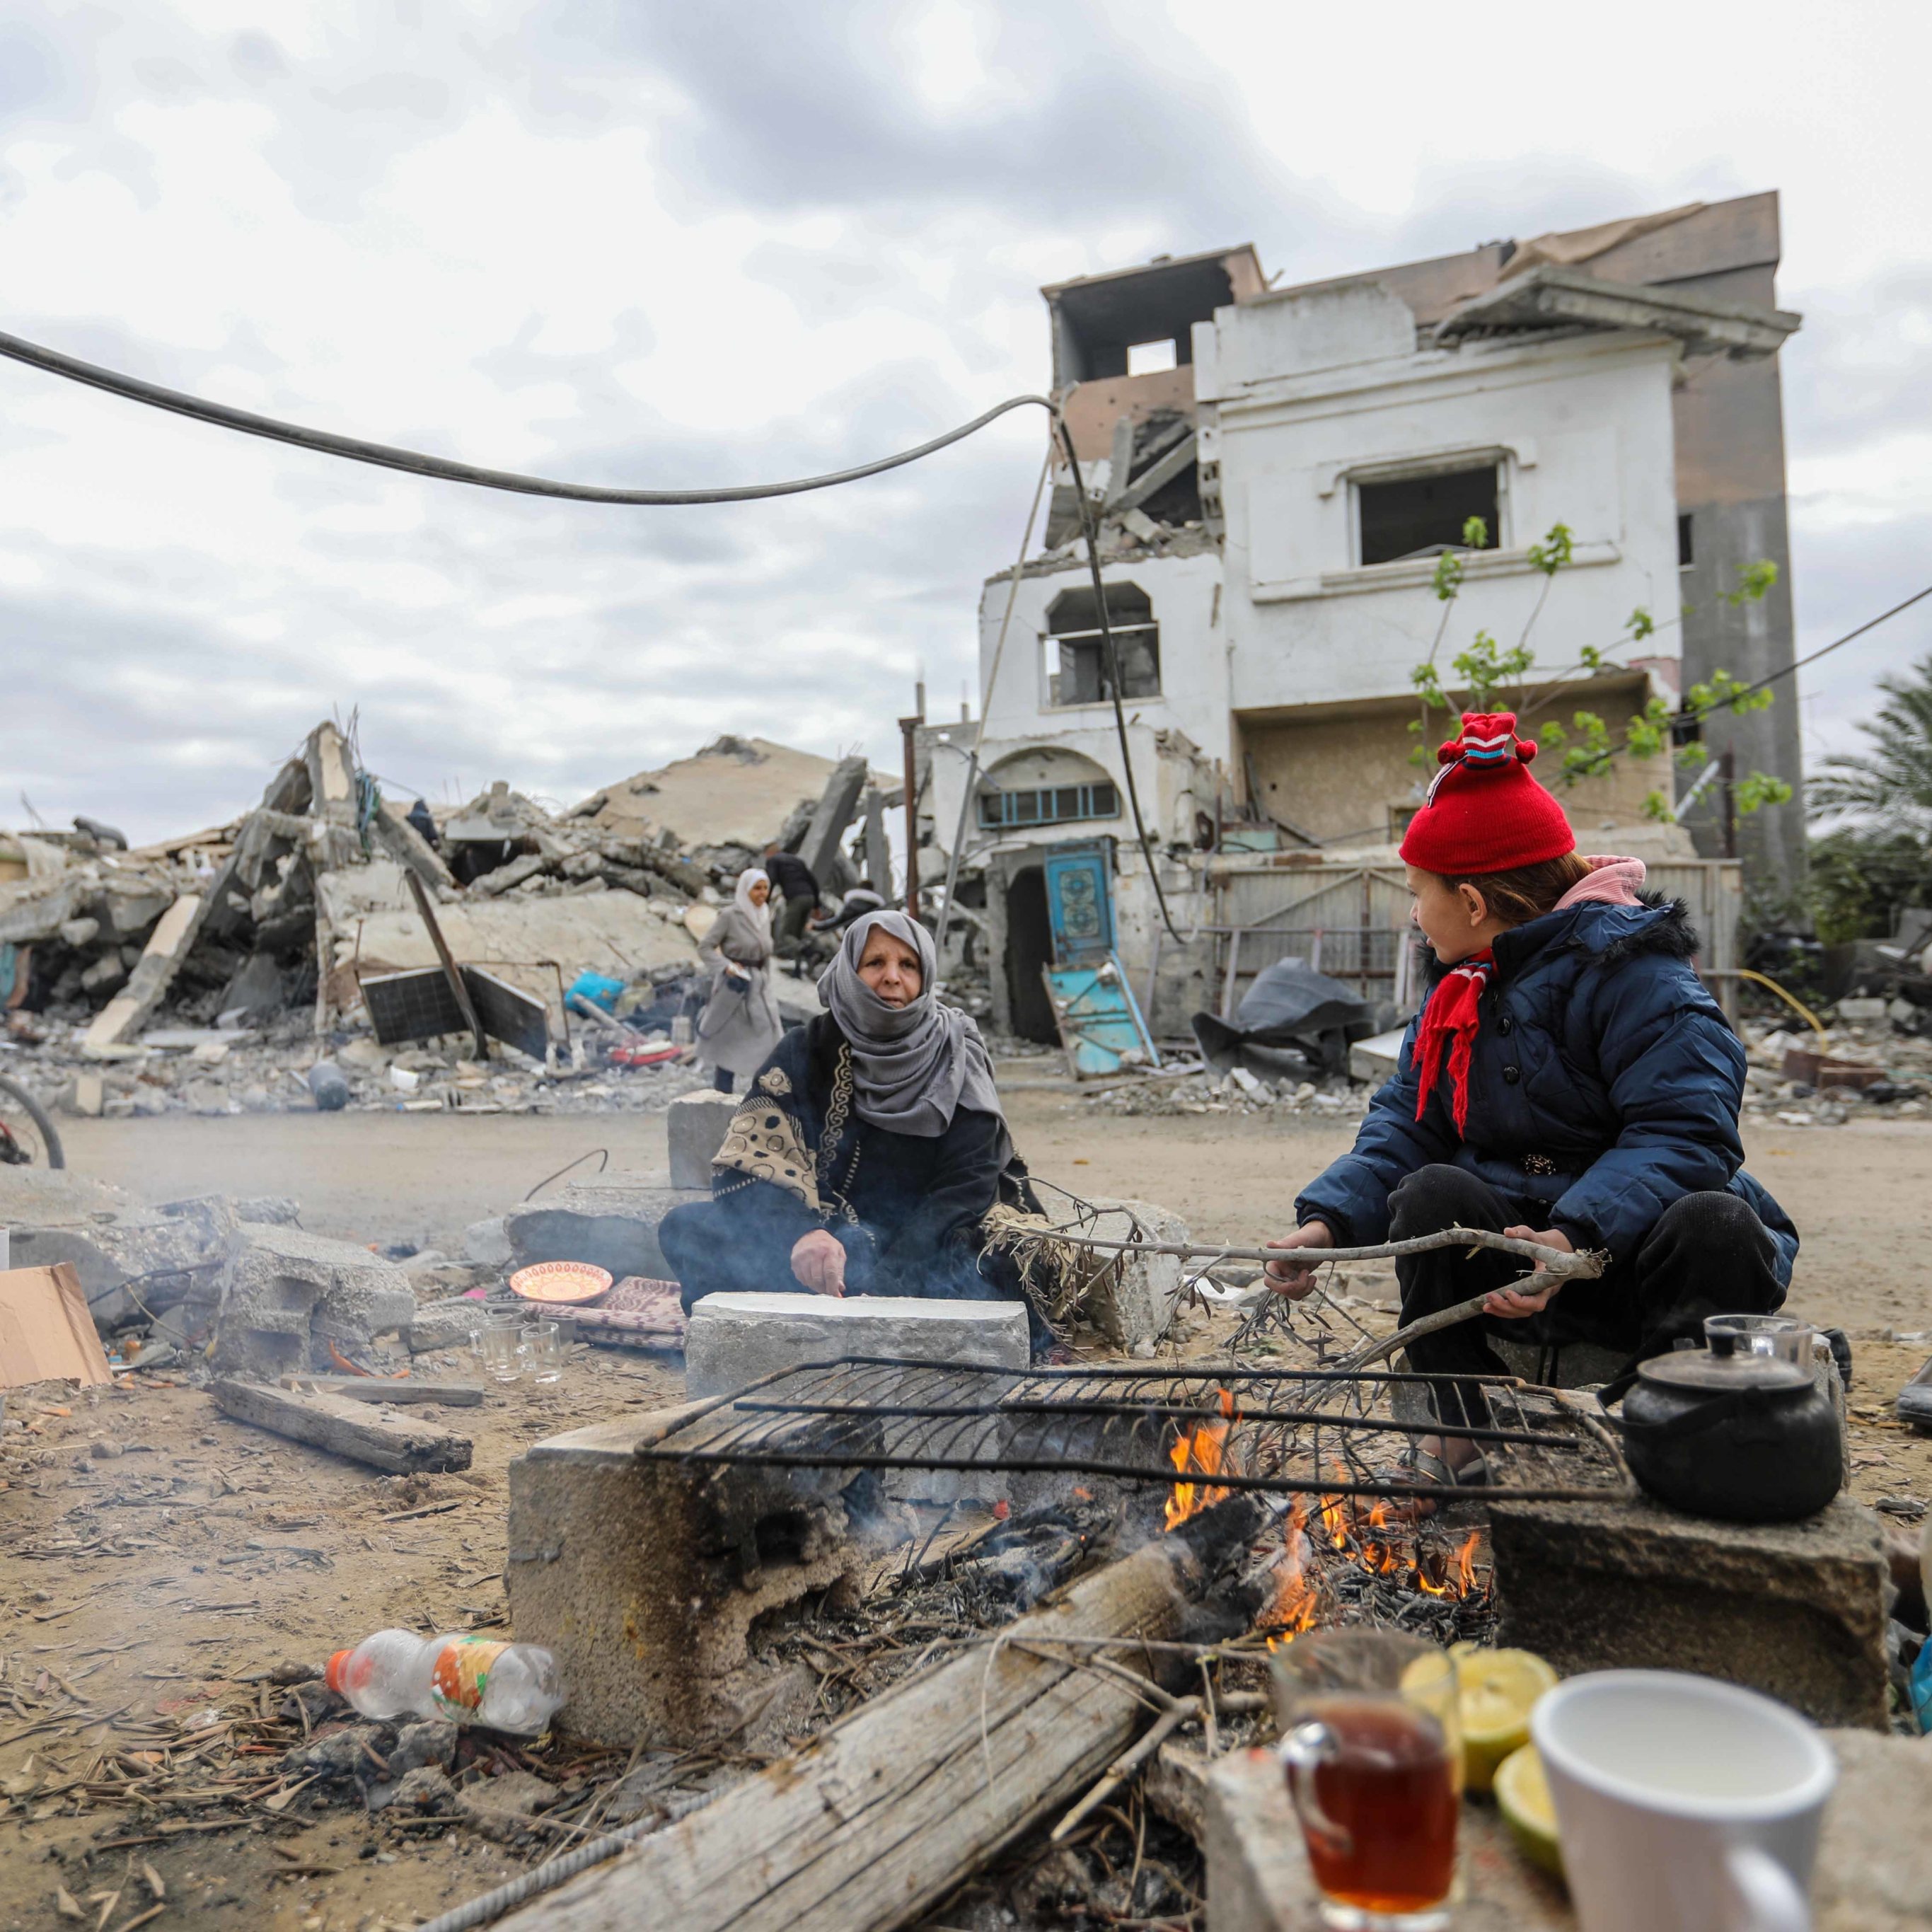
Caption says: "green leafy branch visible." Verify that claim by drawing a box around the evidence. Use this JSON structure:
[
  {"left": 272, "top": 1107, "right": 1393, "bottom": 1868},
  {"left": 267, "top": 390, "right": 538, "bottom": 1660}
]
[{"left": 1408, "top": 546, "right": 1788, "bottom": 816}]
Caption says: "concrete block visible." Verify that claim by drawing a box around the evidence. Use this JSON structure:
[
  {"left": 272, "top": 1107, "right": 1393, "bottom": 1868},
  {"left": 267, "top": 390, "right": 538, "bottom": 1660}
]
[
  {"left": 685, "top": 1291, "right": 1030, "bottom": 1398},
  {"left": 1489, "top": 1491, "right": 1890, "bottom": 1730},
  {"left": 506, "top": 1411, "right": 861, "bottom": 1747},
  {"left": 503, "top": 1175, "right": 706, "bottom": 1282},
  {"left": 1078, "top": 1198, "right": 1188, "bottom": 1349},
  {"left": 212, "top": 1221, "right": 416, "bottom": 1375},
  {"left": 64, "top": 1073, "right": 105, "bottom": 1118},
  {"left": 666, "top": 1089, "right": 739, "bottom": 1190},
  {"left": 1347, "top": 1026, "right": 1407, "bottom": 1086},
  {"left": 462, "top": 1217, "right": 512, "bottom": 1268}
]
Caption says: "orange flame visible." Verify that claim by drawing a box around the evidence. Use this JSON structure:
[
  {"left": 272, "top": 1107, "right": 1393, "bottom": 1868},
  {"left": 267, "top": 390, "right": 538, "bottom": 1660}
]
[
  {"left": 1163, "top": 1389, "right": 1237, "bottom": 1529},
  {"left": 1261, "top": 1471, "right": 1489, "bottom": 1643}
]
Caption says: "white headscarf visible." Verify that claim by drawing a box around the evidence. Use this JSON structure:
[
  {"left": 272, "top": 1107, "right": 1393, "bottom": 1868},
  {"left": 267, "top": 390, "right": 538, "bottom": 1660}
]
[
  {"left": 817, "top": 910, "right": 1003, "bottom": 1137},
  {"left": 733, "top": 867, "right": 773, "bottom": 944}
]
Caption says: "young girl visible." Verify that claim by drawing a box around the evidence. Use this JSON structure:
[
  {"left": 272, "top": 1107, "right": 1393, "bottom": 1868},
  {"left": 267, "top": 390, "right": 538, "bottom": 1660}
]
[{"left": 1264, "top": 711, "right": 1798, "bottom": 1485}]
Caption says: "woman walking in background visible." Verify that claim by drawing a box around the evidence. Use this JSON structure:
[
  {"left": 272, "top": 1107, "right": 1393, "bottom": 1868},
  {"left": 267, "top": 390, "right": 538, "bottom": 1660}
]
[{"left": 695, "top": 868, "right": 782, "bottom": 1094}]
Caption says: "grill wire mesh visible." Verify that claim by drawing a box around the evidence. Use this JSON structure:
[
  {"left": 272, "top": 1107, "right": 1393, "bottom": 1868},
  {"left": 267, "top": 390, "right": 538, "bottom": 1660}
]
[{"left": 637, "top": 1355, "right": 1631, "bottom": 1505}]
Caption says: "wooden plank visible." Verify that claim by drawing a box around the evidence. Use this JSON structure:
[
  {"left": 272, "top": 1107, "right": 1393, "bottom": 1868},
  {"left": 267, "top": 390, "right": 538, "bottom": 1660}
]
[
  {"left": 209, "top": 1378, "right": 472, "bottom": 1474},
  {"left": 279, "top": 1375, "right": 484, "bottom": 1408},
  {"left": 503, "top": 1527, "right": 1237, "bottom": 1932}
]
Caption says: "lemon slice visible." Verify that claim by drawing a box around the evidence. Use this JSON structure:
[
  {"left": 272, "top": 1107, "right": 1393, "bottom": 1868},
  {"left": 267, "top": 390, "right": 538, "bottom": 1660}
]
[
  {"left": 1494, "top": 1742, "right": 1563, "bottom": 1878},
  {"left": 1406, "top": 1643, "right": 1559, "bottom": 1792}
]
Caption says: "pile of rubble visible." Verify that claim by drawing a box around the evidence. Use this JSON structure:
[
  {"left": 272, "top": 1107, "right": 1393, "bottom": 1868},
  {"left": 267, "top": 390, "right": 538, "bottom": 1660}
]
[
  {"left": 0, "top": 724, "right": 898, "bottom": 1121},
  {"left": 1741, "top": 1007, "right": 1932, "bottom": 1128},
  {"left": 1084, "top": 1063, "right": 1370, "bottom": 1120}
]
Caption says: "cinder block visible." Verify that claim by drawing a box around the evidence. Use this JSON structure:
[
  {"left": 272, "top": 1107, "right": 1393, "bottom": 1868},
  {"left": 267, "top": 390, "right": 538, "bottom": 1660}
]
[
  {"left": 506, "top": 1411, "right": 860, "bottom": 1747},
  {"left": 685, "top": 1291, "right": 1030, "bottom": 1398},
  {"left": 666, "top": 1089, "right": 740, "bottom": 1191},
  {"left": 1489, "top": 1490, "right": 1890, "bottom": 1730},
  {"left": 212, "top": 1222, "right": 415, "bottom": 1375}
]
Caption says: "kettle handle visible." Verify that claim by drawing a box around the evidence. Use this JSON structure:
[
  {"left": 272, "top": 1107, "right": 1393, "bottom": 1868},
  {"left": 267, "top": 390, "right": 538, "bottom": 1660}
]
[{"left": 1723, "top": 1842, "right": 1810, "bottom": 1932}]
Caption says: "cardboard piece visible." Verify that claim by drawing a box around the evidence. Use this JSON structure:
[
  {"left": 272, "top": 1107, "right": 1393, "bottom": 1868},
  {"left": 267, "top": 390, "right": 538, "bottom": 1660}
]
[{"left": 0, "top": 1263, "right": 114, "bottom": 1389}]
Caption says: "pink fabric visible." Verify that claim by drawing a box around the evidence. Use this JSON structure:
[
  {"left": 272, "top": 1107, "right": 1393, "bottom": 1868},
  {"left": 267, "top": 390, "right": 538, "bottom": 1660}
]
[{"left": 1556, "top": 855, "right": 1647, "bottom": 909}]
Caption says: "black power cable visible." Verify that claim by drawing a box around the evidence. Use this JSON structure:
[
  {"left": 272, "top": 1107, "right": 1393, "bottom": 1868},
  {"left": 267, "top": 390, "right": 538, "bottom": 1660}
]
[
  {"left": 1055, "top": 425, "right": 1187, "bottom": 942},
  {"left": 0, "top": 326, "right": 1052, "bottom": 505},
  {"left": 0, "top": 325, "right": 1191, "bottom": 938}
]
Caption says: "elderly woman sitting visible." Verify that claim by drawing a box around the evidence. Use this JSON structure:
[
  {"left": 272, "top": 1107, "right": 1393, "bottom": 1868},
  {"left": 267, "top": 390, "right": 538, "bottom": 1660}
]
[{"left": 659, "top": 911, "right": 1043, "bottom": 1326}]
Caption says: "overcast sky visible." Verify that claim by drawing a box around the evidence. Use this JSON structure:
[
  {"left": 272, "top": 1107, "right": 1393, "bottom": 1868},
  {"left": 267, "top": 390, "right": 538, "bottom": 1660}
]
[{"left": 2, "top": 0, "right": 1927, "bottom": 841}]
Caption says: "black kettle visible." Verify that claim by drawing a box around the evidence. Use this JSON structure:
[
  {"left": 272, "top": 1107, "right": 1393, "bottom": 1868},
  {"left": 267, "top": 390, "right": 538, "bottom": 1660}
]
[{"left": 1617, "top": 1347, "right": 1843, "bottom": 1523}]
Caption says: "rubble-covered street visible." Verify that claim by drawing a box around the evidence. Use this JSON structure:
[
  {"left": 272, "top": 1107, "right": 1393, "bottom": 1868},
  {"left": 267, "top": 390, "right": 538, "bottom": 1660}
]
[{"left": 1, "top": 1090, "right": 1927, "bottom": 1930}]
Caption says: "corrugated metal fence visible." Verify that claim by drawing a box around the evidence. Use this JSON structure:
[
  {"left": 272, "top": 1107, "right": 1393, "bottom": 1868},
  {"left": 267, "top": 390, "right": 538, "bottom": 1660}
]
[{"left": 1208, "top": 857, "right": 1742, "bottom": 1020}]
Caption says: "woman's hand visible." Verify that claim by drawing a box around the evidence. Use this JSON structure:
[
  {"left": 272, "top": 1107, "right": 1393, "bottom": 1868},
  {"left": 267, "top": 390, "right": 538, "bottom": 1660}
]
[
  {"left": 1485, "top": 1225, "right": 1573, "bottom": 1318},
  {"left": 1263, "top": 1221, "right": 1335, "bottom": 1300},
  {"left": 790, "top": 1230, "right": 848, "bottom": 1297}
]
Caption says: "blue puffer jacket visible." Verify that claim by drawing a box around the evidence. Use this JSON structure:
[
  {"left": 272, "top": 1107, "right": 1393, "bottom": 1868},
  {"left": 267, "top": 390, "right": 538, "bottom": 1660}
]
[{"left": 1296, "top": 897, "right": 1798, "bottom": 1285}]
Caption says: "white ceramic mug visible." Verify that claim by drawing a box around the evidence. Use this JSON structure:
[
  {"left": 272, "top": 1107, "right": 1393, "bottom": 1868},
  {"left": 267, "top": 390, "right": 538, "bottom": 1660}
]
[{"left": 1532, "top": 1671, "right": 1835, "bottom": 1932}]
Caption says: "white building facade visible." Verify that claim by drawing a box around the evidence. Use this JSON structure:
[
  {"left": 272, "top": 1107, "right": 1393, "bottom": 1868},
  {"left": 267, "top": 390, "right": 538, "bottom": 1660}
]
[{"left": 935, "top": 217, "right": 1796, "bottom": 1041}]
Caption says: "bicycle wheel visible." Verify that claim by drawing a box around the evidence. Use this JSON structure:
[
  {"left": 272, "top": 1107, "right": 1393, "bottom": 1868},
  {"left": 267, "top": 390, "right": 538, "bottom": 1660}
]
[{"left": 0, "top": 1073, "right": 64, "bottom": 1169}]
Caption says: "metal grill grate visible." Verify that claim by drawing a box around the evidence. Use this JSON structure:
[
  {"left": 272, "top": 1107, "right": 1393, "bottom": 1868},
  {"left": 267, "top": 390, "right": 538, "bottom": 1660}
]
[{"left": 637, "top": 1357, "right": 1632, "bottom": 1505}]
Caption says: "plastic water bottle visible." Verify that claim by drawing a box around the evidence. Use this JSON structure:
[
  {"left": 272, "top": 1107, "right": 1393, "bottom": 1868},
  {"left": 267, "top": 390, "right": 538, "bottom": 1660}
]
[{"left": 325, "top": 1630, "right": 563, "bottom": 1734}]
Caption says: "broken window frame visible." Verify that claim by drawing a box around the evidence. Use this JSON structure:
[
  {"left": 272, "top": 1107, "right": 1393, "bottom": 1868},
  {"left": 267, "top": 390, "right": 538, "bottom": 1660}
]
[
  {"left": 1042, "top": 582, "right": 1161, "bottom": 709},
  {"left": 1348, "top": 449, "right": 1510, "bottom": 570},
  {"left": 976, "top": 780, "right": 1121, "bottom": 832}
]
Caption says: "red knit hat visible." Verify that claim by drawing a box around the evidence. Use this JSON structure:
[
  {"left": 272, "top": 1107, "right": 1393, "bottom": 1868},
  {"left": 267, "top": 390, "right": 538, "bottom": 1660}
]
[{"left": 1399, "top": 712, "right": 1576, "bottom": 874}]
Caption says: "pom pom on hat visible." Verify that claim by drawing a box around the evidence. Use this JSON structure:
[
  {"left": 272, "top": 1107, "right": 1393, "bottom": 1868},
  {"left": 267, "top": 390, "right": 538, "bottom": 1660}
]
[{"left": 1399, "top": 711, "right": 1576, "bottom": 874}]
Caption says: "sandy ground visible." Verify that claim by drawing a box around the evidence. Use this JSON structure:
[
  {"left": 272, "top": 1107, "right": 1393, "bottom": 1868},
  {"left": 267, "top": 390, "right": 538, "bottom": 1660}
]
[{"left": 1, "top": 1098, "right": 1928, "bottom": 1930}]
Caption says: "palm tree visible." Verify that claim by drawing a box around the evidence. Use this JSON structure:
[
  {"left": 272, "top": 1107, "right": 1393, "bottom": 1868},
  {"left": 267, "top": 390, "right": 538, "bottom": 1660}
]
[{"left": 1809, "top": 654, "right": 1932, "bottom": 838}]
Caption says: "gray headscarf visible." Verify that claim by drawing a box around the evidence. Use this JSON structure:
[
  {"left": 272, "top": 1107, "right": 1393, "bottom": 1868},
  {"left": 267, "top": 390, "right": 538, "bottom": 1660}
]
[{"left": 817, "top": 910, "right": 1004, "bottom": 1138}]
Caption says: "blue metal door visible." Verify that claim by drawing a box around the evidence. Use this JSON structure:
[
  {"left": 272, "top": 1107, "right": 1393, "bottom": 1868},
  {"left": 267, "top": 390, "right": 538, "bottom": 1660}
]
[
  {"left": 1039, "top": 837, "right": 1159, "bottom": 1077},
  {"left": 1043, "top": 838, "right": 1115, "bottom": 966}
]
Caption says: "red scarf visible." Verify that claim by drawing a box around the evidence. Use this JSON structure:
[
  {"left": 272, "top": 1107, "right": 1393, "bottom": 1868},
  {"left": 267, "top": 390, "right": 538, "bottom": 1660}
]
[{"left": 1412, "top": 949, "right": 1495, "bottom": 1135}]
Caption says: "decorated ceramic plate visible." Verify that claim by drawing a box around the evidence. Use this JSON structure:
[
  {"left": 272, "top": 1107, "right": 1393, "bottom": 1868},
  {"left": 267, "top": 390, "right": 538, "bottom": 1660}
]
[{"left": 508, "top": 1261, "right": 613, "bottom": 1307}]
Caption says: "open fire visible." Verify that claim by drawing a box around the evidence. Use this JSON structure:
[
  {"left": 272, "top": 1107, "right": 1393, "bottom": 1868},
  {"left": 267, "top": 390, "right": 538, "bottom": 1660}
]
[{"left": 1265, "top": 1484, "right": 1487, "bottom": 1644}]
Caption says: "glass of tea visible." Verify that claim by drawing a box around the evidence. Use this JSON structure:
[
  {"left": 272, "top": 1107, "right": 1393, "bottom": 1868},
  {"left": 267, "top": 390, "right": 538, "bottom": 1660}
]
[{"left": 1272, "top": 1631, "right": 1462, "bottom": 1930}]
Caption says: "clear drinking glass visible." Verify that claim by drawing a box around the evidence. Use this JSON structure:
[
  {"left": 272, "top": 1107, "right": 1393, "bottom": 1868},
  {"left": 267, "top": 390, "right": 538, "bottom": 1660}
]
[
  {"left": 520, "top": 1320, "right": 563, "bottom": 1384},
  {"left": 1704, "top": 1313, "right": 1812, "bottom": 1370},
  {"left": 480, "top": 1321, "right": 526, "bottom": 1384},
  {"left": 1273, "top": 1631, "right": 1462, "bottom": 1931}
]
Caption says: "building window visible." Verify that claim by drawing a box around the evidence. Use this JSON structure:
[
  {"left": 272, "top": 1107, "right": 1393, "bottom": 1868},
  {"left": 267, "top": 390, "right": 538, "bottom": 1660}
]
[
  {"left": 978, "top": 780, "right": 1120, "bottom": 831},
  {"left": 1358, "top": 465, "right": 1500, "bottom": 567},
  {"left": 1046, "top": 583, "right": 1160, "bottom": 706},
  {"left": 1678, "top": 512, "right": 1694, "bottom": 568}
]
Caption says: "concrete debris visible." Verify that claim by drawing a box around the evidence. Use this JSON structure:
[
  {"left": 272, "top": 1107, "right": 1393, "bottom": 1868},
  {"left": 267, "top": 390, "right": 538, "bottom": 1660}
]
[
  {"left": 0, "top": 717, "right": 896, "bottom": 1124},
  {"left": 666, "top": 1089, "right": 739, "bottom": 1191},
  {"left": 503, "top": 1176, "right": 707, "bottom": 1284},
  {"left": 1742, "top": 1013, "right": 1932, "bottom": 1126},
  {"left": 212, "top": 1222, "right": 416, "bottom": 1375}
]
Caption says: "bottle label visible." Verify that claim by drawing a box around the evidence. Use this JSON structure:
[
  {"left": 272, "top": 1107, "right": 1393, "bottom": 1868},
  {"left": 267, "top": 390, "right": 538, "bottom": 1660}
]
[{"left": 432, "top": 1638, "right": 509, "bottom": 1718}]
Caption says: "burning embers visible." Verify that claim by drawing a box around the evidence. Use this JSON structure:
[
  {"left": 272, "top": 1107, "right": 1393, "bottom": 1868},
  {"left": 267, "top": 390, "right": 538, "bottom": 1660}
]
[
  {"left": 1264, "top": 1491, "right": 1487, "bottom": 1645},
  {"left": 1160, "top": 1388, "right": 1490, "bottom": 1645}
]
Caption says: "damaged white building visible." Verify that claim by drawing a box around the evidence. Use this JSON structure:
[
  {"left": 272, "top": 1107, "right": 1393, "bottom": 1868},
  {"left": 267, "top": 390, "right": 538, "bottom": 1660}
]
[{"left": 930, "top": 197, "right": 1801, "bottom": 1043}]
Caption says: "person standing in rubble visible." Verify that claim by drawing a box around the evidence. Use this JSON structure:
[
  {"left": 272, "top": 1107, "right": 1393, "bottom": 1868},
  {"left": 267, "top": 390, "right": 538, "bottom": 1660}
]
[
  {"left": 1263, "top": 711, "right": 1799, "bottom": 1493},
  {"left": 695, "top": 868, "right": 783, "bottom": 1094},
  {"left": 761, "top": 843, "right": 821, "bottom": 957},
  {"left": 660, "top": 910, "right": 1049, "bottom": 1333}
]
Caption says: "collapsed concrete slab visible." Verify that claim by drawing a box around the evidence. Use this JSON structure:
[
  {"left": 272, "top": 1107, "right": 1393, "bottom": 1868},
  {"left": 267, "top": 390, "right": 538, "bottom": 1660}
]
[
  {"left": 2, "top": 1169, "right": 241, "bottom": 1331},
  {"left": 684, "top": 1291, "right": 1030, "bottom": 1399},
  {"left": 1489, "top": 1490, "right": 1891, "bottom": 1730},
  {"left": 665, "top": 1089, "right": 737, "bottom": 1190},
  {"left": 502, "top": 1175, "right": 706, "bottom": 1283},
  {"left": 506, "top": 1411, "right": 864, "bottom": 1748},
  {"left": 212, "top": 1222, "right": 417, "bottom": 1375}
]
